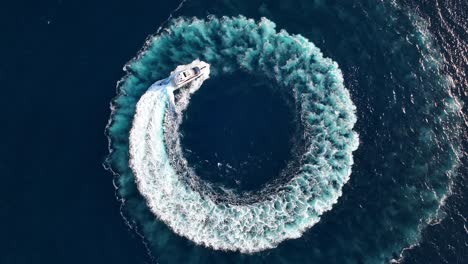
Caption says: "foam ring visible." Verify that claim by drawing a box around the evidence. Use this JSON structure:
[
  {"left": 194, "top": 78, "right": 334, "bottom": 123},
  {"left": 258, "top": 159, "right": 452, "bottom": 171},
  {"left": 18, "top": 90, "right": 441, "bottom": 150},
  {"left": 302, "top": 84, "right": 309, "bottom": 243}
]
[{"left": 124, "top": 16, "right": 358, "bottom": 252}]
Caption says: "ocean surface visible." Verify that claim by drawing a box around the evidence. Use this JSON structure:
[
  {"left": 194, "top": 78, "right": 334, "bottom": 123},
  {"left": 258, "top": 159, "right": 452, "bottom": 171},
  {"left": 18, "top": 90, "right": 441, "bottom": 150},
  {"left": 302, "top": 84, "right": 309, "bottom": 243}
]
[{"left": 2, "top": 0, "right": 466, "bottom": 263}]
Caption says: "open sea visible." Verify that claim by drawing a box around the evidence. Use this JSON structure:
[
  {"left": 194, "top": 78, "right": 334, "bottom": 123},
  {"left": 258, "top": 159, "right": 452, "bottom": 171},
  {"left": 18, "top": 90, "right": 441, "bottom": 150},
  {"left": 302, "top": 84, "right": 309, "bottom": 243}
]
[{"left": 1, "top": 0, "right": 466, "bottom": 263}]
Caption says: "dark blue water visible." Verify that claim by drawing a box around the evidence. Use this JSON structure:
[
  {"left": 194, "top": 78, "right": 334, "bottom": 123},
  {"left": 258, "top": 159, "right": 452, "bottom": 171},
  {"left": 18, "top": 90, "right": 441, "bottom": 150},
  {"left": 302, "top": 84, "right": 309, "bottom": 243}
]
[
  {"left": 180, "top": 72, "right": 296, "bottom": 192},
  {"left": 2, "top": 0, "right": 466, "bottom": 263}
]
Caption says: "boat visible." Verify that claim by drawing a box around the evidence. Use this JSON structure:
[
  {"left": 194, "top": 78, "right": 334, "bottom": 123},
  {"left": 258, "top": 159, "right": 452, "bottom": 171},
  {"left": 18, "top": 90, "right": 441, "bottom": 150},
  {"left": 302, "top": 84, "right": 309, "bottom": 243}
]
[
  {"left": 172, "top": 64, "right": 209, "bottom": 89},
  {"left": 148, "top": 60, "right": 211, "bottom": 112}
]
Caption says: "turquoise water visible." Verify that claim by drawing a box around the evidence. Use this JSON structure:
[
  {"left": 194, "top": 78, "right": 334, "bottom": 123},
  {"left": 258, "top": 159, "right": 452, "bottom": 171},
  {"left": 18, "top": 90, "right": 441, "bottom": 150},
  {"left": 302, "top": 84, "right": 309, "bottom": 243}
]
[{"left": 105, "top": 1, "right": 466, "bottom": 263}]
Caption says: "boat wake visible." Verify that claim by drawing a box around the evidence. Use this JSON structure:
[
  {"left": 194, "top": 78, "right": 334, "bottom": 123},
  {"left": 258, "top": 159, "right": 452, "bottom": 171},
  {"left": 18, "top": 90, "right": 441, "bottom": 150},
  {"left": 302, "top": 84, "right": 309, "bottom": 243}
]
[{"left": 126, "top": 16, "right": 358, "bottom": 252}]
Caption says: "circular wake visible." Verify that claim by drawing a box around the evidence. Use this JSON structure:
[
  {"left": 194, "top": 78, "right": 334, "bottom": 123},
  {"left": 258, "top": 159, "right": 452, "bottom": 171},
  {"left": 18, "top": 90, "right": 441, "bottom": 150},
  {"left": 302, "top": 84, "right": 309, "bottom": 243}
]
[
  {"left": 125, "top": 16, "right": 358, "bottom": 252},
  {"left": 106, "top": 2, "right": 465, "bottom": 262}
]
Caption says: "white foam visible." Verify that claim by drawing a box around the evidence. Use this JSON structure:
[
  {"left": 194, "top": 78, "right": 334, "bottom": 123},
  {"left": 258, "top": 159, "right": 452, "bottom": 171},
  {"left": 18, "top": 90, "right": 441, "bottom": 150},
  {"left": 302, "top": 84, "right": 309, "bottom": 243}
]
[
  {"left": 129, "top": 77, "right": 357, "bottom": 253},
  {"left": 126, "top": 17, "right": 359, "bottom": 253}
]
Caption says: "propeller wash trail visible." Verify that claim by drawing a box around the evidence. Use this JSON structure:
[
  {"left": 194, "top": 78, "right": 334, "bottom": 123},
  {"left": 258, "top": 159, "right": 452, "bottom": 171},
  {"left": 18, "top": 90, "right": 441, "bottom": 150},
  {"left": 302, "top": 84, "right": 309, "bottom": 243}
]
[{"left": 111, "top": 16, "right": 358, "bottom": 252}]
